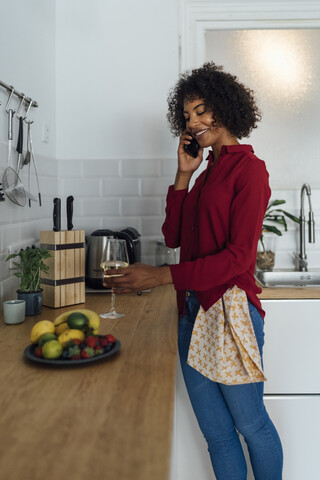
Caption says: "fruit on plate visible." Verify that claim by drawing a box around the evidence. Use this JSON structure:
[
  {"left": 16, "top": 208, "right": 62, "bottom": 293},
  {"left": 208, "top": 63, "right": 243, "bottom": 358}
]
[
  {"left": 57, "top": 328, "right": 85, "bottom": 347},
  {"left": 53, "top": 309, "right": 100, "bottom": 335},
  {"left": 37, "top": 332, "right": 57, "bottom": 347},
  {"left": 42, "top": 340, "right": 63, "bottom": 359},
  {"left": 30, "top": 320, "right": 55, "bottom": 344},
  {"left": 55, "top": 321, "right": 69, "bottom": 336},
  {"left": 67, "top": 312, "right": 89, "bottom": 330}
]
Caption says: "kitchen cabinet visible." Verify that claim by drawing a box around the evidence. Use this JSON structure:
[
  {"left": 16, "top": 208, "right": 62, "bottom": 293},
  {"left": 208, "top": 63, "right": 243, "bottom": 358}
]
[{"left": 170, "top": 295, "right": 320, "bottom": 480}]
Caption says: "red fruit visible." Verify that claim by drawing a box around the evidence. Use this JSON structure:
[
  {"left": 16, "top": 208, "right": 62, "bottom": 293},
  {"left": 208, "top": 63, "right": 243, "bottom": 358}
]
[
  {"left": 99, "top": 337, "right": 110, "bottom": 347},
  {"left": 71, "top": 355, "right": 81, "bottom": 360},
  {"left": 95, "top": 346, "right": 104, "bottom": 355},
  {"left": 85, "top": 335, "right": 99, "bottom": 348},
  {"left": 106, "top": 334, "right": 116, "bottom": 343},
  {"left": 80, "top": 347, "right": 95, "bottom": 359},
  {"left": 73, "top": 339, "right": 82, "bottom": 345},
  {"left": 35, "top": 347, "right": 43, "bottom": 358}
]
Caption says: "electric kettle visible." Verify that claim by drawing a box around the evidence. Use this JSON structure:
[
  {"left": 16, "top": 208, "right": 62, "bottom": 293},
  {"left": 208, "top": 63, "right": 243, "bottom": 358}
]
[{"left": 85, "top": 228, "right": 141, "bottom": 289}]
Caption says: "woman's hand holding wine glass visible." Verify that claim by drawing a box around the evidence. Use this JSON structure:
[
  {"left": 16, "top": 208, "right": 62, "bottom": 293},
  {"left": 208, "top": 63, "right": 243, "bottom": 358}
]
[{"left": 100, "top": 239, "right": 129, "bottom": 319}]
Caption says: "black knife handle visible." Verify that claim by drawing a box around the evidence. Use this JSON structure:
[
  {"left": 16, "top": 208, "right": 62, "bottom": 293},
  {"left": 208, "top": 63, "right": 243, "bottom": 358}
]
[
  {"left": 53, "top": 197, "right": 61, "bottom": 231},
  {"left": 67, "top": 195, "right": 74, "bottom": 230}
]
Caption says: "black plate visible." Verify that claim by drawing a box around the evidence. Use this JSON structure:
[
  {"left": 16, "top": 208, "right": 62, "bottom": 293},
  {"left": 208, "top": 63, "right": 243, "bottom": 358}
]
[{"left": 24, "top": 339, "right": 121, "bottom": 366}]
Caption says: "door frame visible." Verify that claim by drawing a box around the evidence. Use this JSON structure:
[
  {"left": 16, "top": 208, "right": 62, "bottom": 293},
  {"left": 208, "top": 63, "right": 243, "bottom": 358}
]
[{"left": 179, "top": 0, "right": 320, "bottom": 70}]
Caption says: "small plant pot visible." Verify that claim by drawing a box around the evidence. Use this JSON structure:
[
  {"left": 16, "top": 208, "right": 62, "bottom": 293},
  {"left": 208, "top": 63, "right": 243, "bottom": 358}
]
[
  {"left": 256, "top": 236, "right": 277, "bottom": 271},
  {"left": 17, "top": 289, "right": 43, "bottom": 316}
]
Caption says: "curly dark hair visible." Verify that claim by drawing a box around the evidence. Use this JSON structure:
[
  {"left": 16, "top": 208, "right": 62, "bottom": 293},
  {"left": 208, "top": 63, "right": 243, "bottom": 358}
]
[{"left": 167, "top": 62, "right": 261, "bottom": 139}]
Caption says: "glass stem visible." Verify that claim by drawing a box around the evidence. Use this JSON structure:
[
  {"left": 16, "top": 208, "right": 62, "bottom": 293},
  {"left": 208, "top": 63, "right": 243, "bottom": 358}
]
[{"left": 110, "top": 289, "right": 116, "bottom": 313}]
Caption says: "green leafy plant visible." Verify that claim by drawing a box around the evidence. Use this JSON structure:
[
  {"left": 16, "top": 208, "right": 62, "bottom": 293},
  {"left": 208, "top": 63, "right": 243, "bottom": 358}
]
[
  {"left": 260, "top": 199, "right": 300, "bottom": 253},
  {"left": 6, "top": 246, "right": 51, "bottom": 292}
]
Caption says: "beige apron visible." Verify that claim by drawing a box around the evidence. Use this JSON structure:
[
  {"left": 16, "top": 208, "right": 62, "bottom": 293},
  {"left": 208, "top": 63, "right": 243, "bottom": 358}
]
[{"left": 187, "top": 285, "right": 267, "bottom": 385}]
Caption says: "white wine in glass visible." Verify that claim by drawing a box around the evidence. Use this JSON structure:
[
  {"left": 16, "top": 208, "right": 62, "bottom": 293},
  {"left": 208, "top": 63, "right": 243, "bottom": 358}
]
[{"left": 100, "top": 239, "right": 129, "bottom": 319}]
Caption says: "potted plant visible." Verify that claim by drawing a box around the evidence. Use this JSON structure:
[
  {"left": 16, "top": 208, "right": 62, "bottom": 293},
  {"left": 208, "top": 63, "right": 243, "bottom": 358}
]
[
  {"left": 256, "top": 200, "right": 300, "bottom": 271},
  {"left": 6, "top": 246, "right": 51, "bottom": 315}
]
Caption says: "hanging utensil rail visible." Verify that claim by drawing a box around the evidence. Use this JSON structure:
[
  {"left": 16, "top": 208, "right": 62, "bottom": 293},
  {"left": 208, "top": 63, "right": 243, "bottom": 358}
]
[{"left": 0, "top": 79, "right": 38, "bottom": 109}]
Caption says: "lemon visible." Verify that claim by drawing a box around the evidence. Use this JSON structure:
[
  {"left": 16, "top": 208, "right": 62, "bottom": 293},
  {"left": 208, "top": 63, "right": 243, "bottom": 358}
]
[
  {"left": 58, "top": 329, "right": 85, "bottom": 347},
  {"left": 30, "top": 320, "right": 55, "bottom": 344},
  {"left": 42, "top": 340, "right": 63, "bottom": 359},
  {"left": 67, "top": 312, "right": 89, "bottom": 330},
  {"left": 38, "top": 333, "right": 57, "bottom": 347}
]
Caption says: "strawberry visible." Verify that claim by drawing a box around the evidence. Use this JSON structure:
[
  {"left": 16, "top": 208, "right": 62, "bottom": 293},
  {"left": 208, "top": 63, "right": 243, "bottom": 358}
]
[
  {"left": 99, "top": 337, "right": 110, "bottom": 347},
  {"left": 95, "top": 346, "right": 104, "bottom": 355},
  {"left": 85, "top": 335, "right": 99, "bottom": 348},
  {"left": 67, "top": 345, "right": 80, "bottom": 359},
  {"left": 35, "top": 347, "right": 43, "bottom": 358},
  {"left": 73, "top": 339, "right": 82, "bottom": 345},
  {"left": 80, "top": 347, "right": 95, "bottom": 359},
  {"left": 106, "top": 334, "right": 116, "bottom": 344}
]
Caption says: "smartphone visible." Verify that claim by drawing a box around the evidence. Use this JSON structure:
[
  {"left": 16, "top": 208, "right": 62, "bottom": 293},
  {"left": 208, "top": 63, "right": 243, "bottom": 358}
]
[{"left": 184, "top": 137, "right": 200, "bottom": 158}]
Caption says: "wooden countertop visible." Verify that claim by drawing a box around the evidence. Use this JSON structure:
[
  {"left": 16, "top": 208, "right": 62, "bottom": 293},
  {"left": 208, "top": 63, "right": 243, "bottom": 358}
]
[
  {"left": 0, "top": 285, "right": 178, "bottom": 480},
  {"left": 257, "top": 284, "right": 320, "bottom": 300}
]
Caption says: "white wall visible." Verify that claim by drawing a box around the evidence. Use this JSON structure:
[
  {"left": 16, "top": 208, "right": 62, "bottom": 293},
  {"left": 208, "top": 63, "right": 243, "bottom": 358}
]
[
  {"left": 55, "top": 0, "right": 179, "bottom": 263},
  {"left": 0, "top": 0, "right": 180, "bottom": 304},
  {"left": 0, "top": 0, "right": 57, "bottom": 303}
]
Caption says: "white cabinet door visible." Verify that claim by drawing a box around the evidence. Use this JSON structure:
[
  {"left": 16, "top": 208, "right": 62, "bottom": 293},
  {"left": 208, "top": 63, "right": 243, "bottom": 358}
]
[
  {"left": 262, "top": 299, "right": 320, "bottom": 394},
  {"left": 251, "top": 396, "right": 320, "bottom": 480},
  {"left": 171, "top": 359, "right": 320, "bottom": 480}
]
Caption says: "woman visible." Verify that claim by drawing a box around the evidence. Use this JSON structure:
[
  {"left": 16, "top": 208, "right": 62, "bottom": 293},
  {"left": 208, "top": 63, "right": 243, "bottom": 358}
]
[{"left": 104, "top": 62, "right": 283, "bottom": 479}]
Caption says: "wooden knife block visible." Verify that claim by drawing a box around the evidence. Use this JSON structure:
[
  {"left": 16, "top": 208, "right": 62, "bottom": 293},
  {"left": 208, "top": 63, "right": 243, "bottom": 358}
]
[{"left": 40, "top": 230, "right": 85, "bottom": 308}]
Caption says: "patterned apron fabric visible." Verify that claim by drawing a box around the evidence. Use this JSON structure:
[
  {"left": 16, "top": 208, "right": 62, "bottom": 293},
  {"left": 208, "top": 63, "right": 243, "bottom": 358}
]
[{"left": 187, "top": 285, "right": 267, "bottom": 385}]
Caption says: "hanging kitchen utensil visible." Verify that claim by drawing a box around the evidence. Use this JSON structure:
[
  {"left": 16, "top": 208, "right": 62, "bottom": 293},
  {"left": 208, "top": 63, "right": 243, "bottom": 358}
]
[
  {"left": 27, "top": 120, "right": 42, "bottom": 206},
  {"left": 23, "top": 121, "right": 32, "bottom": 167},
  {"left": 16, "top": 116, "right": 23, "bottom": 171},
  {"left": 2, "top": 107, "right": 27, "bottom": 207}
]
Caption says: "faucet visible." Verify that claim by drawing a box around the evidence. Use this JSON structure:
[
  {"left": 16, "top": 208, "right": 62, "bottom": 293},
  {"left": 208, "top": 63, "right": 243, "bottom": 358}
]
[{"left": 297, "top": 183, "right": 315, "bottom": 271}]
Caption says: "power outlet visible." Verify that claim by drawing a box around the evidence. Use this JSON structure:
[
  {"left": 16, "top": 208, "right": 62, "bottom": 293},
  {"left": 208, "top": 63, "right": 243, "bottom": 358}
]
[{"left": 42, "top": 124, "right": 49, "bottom": 143}]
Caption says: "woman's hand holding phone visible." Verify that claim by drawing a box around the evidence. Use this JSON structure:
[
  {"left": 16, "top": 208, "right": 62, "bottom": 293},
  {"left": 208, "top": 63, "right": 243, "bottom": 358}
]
[{"left": 174, "top": 132, "right": 203, "bottom": 190}]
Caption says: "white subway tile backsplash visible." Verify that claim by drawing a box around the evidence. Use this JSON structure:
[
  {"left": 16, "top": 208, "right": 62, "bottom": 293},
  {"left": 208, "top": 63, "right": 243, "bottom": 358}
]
[
  {"left": 60, "top": 177, "right": 101, "bottom": 197},
  {"left": 141, "top": 216, "right": 165, "bottom": 235},
  {"left": 82, "top": 197, "right": 120, "bottom": 216},
  {"left": 0, "top": 252, "right": 10, "bottom": 282},
  {"left": 2, "top": 225, "right": 20, "bottom": 251},
  {"left": 58, "top": 158, "right": 83, "bottom": 177},
  {"left": 82, "top": 159, "right": 120, "bottom": 178},
  {"left": 1, "top": 275, "right": 19, "bottom": 303},
  {"left": 102, "top": 178, "right": 140, "bottom": 196},
  {"left": 121, "top": 158, "right": 161, "bottom": 177},
  {"left": 161, "top": 158, "right": 178, "bottom": 178},
  {"left": 122, "top": 197, "right": 162, "bottom": 216},
  {"left": 101, "top": 217, "right": 141, "bottom": 233},
  {"left": 77, "top": 217, "right": 104, "bottom": 234},
  {"left": 0, "top": 203, "right": 10, "bottom": 224},
  {"left": 141, "top": 177, "right": 172, "bottom": 196}
]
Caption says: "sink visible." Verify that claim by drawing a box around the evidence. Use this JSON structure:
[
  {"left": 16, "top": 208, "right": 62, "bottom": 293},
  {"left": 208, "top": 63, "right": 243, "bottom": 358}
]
[{"left": 255, "top": 269, "right": 320, "bottom": 287}]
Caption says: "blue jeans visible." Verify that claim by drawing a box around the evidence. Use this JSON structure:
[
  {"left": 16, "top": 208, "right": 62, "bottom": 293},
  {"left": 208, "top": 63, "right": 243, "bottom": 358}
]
[{"left": 178, "top": 291, "right": 283, "bottom": 480}]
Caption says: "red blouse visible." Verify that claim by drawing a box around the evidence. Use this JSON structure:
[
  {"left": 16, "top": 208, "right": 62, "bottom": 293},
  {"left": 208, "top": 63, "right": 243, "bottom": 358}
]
[{"left": 162, "top": 144, "right": 271, "bottom": 319}]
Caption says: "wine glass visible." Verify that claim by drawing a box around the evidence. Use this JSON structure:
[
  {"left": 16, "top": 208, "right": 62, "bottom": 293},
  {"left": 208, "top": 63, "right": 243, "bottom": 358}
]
[{"left": 100, "top": 239, "right": 129, "bottom": 319}]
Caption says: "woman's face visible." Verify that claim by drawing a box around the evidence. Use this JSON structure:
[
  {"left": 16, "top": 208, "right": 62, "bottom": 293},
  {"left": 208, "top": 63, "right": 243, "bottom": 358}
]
[{"left": 183, "top": 98, "right": 230, "bottom": 149}]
